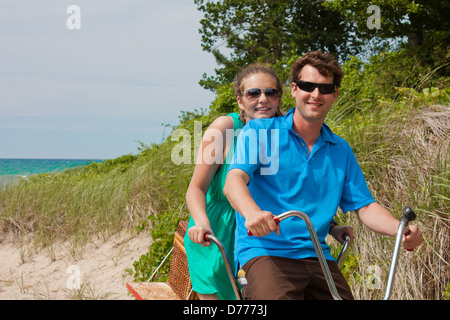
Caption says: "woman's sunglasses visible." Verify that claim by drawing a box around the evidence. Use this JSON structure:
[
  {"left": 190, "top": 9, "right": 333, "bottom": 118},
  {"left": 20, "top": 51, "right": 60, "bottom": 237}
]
[
  {"left": 295, "top": 80, "right": 336, "bottom": 94},
  {"left": 243, "top": 88, "right": 280, "bottom": 100}
]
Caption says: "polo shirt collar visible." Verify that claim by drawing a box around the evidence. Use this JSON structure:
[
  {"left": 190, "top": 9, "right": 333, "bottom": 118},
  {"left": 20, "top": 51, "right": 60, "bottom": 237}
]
[{"left": 283, "top": 107, "right": 337, "bottom": 145}]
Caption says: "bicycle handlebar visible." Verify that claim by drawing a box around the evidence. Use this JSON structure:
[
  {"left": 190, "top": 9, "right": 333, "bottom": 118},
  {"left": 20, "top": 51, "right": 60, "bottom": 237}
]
[
  {"left": 204, "top": 233, "right": 243, "bottom": 300},
  {"left": 383, "top": 206, "right": 416, "bottom": 299},
  {"left": 205, "top": 206, "right": 416, "bottom": 300}
]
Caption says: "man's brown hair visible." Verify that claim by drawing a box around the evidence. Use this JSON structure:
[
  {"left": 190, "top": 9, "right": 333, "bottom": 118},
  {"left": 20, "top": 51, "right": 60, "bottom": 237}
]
[{"left": 290, "top": 51, "right": 344, "bottom": 87}]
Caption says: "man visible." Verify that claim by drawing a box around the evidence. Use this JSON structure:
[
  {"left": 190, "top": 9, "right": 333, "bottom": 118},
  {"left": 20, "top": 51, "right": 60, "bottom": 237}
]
[{"left": 223, "top": 51, "right": 423, "bottom": 300}]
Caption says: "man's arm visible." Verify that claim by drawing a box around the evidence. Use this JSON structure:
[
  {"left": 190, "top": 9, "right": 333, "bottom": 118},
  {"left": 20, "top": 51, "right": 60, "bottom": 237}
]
[
  {"left": 356, "top": 202, "right": 423, "bottom": 250},
  {"left": 224, "top": 168, "right": 279, "bottom": 237}
]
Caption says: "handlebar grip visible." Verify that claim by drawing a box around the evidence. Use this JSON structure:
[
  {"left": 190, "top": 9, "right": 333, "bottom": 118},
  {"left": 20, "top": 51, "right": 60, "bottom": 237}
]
[
  {"left": 402, "top": 206, "right": 416, "bottom": 252},
  {"left": 402, "top": 206, "right": 416, "bottom": 222},
  {"left": 247, "top": 216, "right": 280, "bottom": 236}
]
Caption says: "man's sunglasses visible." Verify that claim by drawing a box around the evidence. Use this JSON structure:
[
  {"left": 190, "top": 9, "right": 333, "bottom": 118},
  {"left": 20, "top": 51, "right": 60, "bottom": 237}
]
[
  {"left": 243, "top": 88, "right": 280, "bottom": 100},
  {"left": 295, "top": 80, "right": 336, "bottom": 95}
]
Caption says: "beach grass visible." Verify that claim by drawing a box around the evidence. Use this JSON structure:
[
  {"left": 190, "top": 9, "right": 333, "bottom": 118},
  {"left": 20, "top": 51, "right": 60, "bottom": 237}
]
[
  {"left": 324, "top": 86, "right": 449, "bottom": 300},
  {"left": 0, "top": 144, "right": 195, "bottom": 256}
]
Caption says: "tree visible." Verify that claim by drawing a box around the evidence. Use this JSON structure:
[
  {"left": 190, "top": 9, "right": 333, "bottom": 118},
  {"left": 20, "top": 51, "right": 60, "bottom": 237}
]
[
  {"left": 195, "top": 0, "right": 361, "bottom": 90},
  {"left": 195, "top": 0, "right": 449, "bottom": 94},
  {"left": 324, "top": 0, "right": 450, "bottom": 50}
]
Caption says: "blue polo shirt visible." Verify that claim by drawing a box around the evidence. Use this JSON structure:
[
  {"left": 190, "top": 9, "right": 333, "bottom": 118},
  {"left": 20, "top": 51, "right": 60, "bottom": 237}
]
[{"left": 228, "top": 108, "right": 375, "bottom": 267}]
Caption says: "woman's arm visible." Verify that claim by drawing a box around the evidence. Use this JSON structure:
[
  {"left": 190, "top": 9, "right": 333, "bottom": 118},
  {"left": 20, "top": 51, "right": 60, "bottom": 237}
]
[{"left": 186, "top": 116, "right": 234, "bottom": 246}]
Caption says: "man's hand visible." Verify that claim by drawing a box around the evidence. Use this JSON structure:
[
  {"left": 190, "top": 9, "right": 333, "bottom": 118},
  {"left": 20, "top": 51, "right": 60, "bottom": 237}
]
[
  {"left": 402, "top": 225, "right": 423, "bottom": 251},
  {"left": 330, "top": 225, "right": 354, "bottom": 245},
  {"left": 245, "top": 211, "right": 280, "bottom": 237}
]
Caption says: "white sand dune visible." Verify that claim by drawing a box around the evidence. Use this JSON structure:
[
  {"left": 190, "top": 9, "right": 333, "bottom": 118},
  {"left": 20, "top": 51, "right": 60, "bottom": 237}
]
[{"left": 0, "top": 230, "right": 151, "bottom": 300}]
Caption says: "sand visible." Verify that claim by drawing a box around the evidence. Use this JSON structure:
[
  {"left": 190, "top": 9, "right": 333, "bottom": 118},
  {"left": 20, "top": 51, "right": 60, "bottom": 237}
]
[{"left": 0, "top": 230, "right": 152, "bottom": 300}]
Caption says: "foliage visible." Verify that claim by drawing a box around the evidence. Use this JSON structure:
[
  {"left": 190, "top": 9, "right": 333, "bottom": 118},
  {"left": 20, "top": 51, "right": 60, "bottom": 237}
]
[
  {"left": 132, "top": 208, "right": 185, "bottom": 282},
  {"left": 209, "top": 83, "right": 238, "bottom": 114},
  {"left": 333, "top": 48, "right": 450, "bottom": 117},
  {"left": 195, "top": 0, "right": 360, "bottom": 90},
  {"left": 444, "top": 282, "right": 450, "bottom": 300},
  {"left": 324, "top": 0, "right": 450, "bottom": 48},
  {"left": 196, "top": 0, "right": 449, "bottom": 92},
  {"left": 324, "top": 0, "right": 450, "bottom": 84}
]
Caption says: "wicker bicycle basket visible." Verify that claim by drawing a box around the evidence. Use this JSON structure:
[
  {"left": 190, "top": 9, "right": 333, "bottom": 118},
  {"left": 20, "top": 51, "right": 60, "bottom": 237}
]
[{"left": 167, "top": 220, "right": 198, "bottom": 300}]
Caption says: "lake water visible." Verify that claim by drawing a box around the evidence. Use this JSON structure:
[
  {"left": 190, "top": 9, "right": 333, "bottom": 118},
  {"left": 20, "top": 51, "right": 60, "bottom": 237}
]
[{"left": 0, "top": 158, "right": 104, "bottom": 188}]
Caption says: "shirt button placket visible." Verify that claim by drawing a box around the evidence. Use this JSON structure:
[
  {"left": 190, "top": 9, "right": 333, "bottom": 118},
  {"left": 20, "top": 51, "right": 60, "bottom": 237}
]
[{"left": 300, "top": 142, "right": 309, "bottom": 160}]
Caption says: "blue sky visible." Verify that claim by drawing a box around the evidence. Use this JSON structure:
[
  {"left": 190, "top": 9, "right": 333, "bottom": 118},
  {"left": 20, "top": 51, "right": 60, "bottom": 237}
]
[{"left": 0, "top": 0, "right": 217, "bottom": 159}]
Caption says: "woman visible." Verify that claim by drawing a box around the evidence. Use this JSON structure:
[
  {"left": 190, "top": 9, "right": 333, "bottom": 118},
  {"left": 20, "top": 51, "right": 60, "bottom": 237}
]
[{"left": 184, "top": 64, "right": 351, "bottom": 300}]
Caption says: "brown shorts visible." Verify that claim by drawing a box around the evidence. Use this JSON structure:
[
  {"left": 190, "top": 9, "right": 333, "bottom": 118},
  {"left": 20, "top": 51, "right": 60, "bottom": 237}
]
[{"left": 241, "top": 256, "right": 354, "bottom": 300}]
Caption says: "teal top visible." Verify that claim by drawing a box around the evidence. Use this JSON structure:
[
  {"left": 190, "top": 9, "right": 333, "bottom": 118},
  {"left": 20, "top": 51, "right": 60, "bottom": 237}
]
[{"left": 184, "top": 113, "right": 243, "bottom": 300}]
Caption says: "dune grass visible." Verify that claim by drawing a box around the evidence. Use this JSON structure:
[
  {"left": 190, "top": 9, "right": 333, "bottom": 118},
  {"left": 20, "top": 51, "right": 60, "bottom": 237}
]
[
  {"left": 0, "top": 143, "right": 194, "bottom": 259},
  {"left": 325, "top": 87, "right": 449, "bottom": 300}
]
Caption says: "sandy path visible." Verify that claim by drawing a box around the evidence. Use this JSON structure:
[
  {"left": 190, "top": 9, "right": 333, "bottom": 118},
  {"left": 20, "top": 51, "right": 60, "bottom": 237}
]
[{"left": 0, "top": 231, "right": 151, "bottom": 300}]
